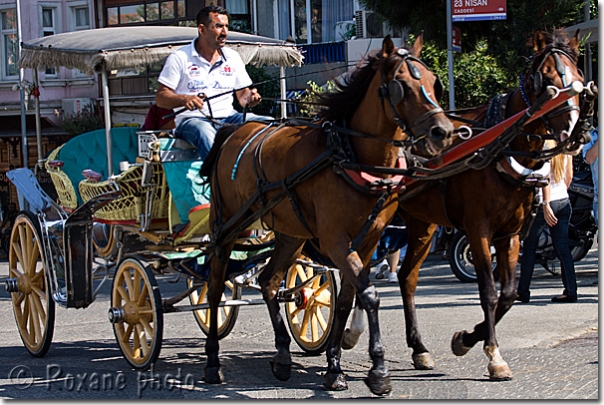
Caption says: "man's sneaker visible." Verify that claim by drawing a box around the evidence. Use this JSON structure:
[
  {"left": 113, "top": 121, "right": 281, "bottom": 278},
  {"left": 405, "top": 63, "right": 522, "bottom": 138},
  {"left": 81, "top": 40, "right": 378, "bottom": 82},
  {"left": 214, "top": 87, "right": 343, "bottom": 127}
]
[
  {"left": 375, "top": 259, "right": 390, "bottom": 279},
  {"left": 388, "top": 271, "right": 398, "bottom": 283}
]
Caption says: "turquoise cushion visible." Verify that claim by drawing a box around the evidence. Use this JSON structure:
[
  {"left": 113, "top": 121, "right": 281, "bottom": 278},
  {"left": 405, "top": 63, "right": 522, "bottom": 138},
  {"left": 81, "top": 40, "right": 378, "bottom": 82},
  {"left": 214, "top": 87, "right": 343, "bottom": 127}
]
[
  {"left": 56, "top": 127, "right": 139, "bottom": 204},
  {"left": 159, "top": 138, "right": 210, "bottom": 224}
]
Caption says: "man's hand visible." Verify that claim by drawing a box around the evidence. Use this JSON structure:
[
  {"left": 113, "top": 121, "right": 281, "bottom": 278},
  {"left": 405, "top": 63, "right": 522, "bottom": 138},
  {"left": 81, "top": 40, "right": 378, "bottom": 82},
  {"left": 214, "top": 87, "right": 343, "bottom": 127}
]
[
  {"left": 183, "top": 93, "right": 205, "bottom": 111},
  {"left": 237, "top": 88, "right": 262, "bottom": 108}
]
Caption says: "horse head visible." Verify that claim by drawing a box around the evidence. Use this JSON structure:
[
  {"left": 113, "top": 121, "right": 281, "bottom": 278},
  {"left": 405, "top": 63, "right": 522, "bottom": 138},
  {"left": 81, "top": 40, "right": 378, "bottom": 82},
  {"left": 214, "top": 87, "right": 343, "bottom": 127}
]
[
  {"left": 376, "top": 34, "right": 454, "bottom": 156},
  {"left": 520, "top": 29, "right": 584, "bottom": 155}
]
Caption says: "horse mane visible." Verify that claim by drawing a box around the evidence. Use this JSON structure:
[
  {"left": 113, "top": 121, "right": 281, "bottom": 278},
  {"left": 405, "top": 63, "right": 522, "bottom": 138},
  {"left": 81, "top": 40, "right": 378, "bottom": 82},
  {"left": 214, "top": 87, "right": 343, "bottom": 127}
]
[
  {"left": 316, "top": 47, "right": 408, "bottom": 124},
  {"left": 534, "top": 30, "right": 579, "bottom": 63}
]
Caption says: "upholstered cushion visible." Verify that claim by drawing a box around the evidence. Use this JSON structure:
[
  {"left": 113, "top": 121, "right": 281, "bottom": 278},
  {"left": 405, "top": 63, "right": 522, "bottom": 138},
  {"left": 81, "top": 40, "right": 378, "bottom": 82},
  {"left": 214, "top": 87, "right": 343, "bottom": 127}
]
[{"left": 55, "top": 127, "right": 139, "bottom": 204}]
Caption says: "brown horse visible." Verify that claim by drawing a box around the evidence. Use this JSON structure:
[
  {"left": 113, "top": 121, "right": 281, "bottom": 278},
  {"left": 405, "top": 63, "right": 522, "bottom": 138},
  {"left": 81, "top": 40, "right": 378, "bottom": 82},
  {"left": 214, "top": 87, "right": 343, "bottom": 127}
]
[
  {"left": 200, "top": 35, "right": 453, "bottom": 395},
  {"left": 342, "top": 29, "right": 587, "bottom": 380}
]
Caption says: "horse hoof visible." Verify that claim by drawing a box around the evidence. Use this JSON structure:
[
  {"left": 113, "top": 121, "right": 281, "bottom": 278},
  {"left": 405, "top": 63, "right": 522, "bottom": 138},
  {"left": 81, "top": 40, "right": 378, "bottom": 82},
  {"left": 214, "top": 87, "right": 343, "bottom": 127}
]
[
  {"left": 412, "top": 352, "right": 435, "bottom": 370},
  {"left": 488, "top": 363, "right": 514, "bottom": 380},
  {"left": 269, "top": 359, "right": 292, "bottom": 381},
  {"left": 324, "top": 372, "right": 348, "bottom": 391},
  {"left": 451, "top": 331, "right": 472, "bottom": 356},
  {"left": 341, "top": 328, "right": 360, "bottom": 350},
  {"left": 364, "top": 369, "right": 392, "bottom": 396},
  {"left": 204, "top": 366, "right": 224, "bottom": 384}
]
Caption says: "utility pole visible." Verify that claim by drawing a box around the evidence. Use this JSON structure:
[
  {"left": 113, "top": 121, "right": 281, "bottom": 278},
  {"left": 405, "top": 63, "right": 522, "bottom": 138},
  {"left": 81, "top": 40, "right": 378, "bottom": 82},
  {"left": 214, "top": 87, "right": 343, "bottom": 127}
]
[
  {"left": 446, "top": 0, "right": 455, "bottom": 110},
  {"left": 15, "top": 0, "right": 28, "bottom": 169}
]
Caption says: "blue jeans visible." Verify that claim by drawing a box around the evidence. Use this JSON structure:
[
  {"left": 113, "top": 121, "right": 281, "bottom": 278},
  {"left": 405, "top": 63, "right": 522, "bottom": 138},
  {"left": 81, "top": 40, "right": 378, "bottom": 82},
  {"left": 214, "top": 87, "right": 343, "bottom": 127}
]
[
  {"left": 590, "top": 158, "right": 598, "bottom": 228},
  {"left": 174, "top": 112, "right": 274, "bottom": 161},
  {"left": 517, "top": 198, "right": 577, "bottom": 299}
]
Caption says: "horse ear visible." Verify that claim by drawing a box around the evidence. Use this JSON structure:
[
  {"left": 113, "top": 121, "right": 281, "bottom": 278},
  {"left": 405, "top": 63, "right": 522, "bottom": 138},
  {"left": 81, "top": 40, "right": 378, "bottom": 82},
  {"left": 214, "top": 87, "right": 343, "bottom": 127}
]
[
  {"left": 568, "top": 28, "right": 580, "bottom": 53},
  {"left": 381, "top": 35, "right": 395, "bottom": 57},
  {"left": 533, "top": 30, "right": 546, "bottom": 53},
  {"left": 411, "top": 31, "right": 424, "bottom": 57}
]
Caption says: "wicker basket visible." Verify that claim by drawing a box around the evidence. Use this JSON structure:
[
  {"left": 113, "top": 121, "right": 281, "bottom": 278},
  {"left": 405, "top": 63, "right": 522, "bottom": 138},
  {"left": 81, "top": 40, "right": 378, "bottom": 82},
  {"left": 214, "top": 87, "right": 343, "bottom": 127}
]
[
  {"left": 79, "top": 163, "right": 170, "bottom": 222},
  {"left": 45, "top": 145, "right": 79, "bottom": 210}
]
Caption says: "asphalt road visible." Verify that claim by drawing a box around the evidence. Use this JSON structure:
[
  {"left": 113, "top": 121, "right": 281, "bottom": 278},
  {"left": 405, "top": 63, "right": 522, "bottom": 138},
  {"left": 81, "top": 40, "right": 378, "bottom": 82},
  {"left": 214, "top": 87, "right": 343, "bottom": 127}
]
[{"left": 0, "top": 244, "right": 598, "bottom": 400}]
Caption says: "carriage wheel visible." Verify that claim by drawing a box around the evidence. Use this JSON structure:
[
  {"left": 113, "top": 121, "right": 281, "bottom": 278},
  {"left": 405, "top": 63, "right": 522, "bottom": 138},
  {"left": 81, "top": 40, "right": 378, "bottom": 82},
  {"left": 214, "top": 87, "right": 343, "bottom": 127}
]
[
  {"left": 187, "top": 277, "right": 241, "bottom": 339},
  {"left": 285, "top": 257, "right": 339, "bottom": 356},
  {"left": 8, "top": 212, "right": 55, "bottom": 357},
  {"left": 110, "top": 256, "right": 163, "bottom": 370},
  {"left": 92, "top": 223, "right": 116, "bottom": 259}
]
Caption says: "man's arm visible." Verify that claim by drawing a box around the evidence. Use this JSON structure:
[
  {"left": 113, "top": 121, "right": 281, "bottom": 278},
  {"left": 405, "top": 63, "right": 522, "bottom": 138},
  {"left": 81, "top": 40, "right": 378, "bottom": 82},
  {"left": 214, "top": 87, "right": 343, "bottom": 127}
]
[
  {"left": 585, "top": 139, "right": 598, "bottom": 164},
  {"left": 155, "top": 83, "right": 205, "bottom": 111}
]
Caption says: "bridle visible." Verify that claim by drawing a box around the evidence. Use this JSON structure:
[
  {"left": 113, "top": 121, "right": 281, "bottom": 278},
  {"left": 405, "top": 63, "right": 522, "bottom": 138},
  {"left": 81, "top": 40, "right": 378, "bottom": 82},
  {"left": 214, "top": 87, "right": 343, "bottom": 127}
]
[
  {"left": 377, "top": 48, "right": 445, "bottom": 143},
  {"left": 520, "top": 47, "right": 583, "bottom": 137}
]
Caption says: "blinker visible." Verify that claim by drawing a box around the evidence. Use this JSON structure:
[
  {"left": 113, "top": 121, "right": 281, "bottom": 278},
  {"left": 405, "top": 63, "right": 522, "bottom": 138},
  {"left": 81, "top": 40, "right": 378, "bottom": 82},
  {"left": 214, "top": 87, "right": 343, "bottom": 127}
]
[{"left": 388, "top": 80, "right": 404, "bottom": 105}]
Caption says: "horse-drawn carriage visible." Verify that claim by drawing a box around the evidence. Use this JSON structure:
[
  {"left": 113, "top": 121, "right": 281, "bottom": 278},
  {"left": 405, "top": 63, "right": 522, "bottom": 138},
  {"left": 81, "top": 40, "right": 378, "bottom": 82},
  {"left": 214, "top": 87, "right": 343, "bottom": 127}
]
[
  {"left": 5, "top": 25, "right": 339, "bottom": 371},
  {"left": 5, "top": 25, "right": 597, "bottom": 396}
]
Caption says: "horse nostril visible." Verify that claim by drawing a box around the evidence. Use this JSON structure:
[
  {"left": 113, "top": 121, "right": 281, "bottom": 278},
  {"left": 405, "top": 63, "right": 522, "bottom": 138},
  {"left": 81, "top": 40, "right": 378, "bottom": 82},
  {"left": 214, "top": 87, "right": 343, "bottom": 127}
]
[{"left": 429, "top": 126, "right": 448, "bottom": 141}]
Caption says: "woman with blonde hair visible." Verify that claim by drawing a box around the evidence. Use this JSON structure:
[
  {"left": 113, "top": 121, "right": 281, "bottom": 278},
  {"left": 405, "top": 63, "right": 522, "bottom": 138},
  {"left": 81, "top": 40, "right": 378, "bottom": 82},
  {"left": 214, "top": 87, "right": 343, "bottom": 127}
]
[{"left": 517, "top": 141, "right": 578, "bottom": 303}]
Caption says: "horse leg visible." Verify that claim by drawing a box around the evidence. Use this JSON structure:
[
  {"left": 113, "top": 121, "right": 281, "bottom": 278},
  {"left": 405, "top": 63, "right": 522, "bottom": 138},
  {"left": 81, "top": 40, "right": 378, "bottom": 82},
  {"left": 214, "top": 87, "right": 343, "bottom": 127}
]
[
  {"left": 452, "top": 235, "right": 519, "bottom": 380},
  {"left": 257, "top": 233, "right": 305, "bottom": 381},
  {"left": 341, "top": 296, "right": 365, "bottom": 350},
  {"left": 324, "top": 281, "right": 356, "bottom": 391},
  {"left": 204, "top": 241, "right": 235, "bottom": 384},
  {"left": 398, "top": 218, "right": 438, "bottom": 370}
]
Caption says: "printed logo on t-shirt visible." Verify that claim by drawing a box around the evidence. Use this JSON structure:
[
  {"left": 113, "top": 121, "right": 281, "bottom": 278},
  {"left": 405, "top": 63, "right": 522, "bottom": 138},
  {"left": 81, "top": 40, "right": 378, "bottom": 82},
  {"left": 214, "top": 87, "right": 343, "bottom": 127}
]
[
  {"left": 221, "top": 65, "right": 234, "bottom": 76},
  {"left": 187, "top": 64, "right": 202, "bottom": 77},
  {"left": 187, "top": 80, "right": 206, "bottom": 92}
]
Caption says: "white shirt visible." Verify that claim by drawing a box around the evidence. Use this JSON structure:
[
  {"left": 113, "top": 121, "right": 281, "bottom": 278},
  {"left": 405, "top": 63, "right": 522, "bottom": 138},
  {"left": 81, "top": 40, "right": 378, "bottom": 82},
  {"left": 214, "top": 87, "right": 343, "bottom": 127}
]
[{"left": 158, "top": 38, "right": 252, "bottom": 126}]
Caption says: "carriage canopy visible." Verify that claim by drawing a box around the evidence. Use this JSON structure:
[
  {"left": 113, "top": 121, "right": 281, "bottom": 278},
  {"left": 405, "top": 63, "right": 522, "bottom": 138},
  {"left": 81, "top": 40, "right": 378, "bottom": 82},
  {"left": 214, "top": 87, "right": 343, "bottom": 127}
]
[{"left": 18, "top": 26, "right": 304, "bottom": 76}]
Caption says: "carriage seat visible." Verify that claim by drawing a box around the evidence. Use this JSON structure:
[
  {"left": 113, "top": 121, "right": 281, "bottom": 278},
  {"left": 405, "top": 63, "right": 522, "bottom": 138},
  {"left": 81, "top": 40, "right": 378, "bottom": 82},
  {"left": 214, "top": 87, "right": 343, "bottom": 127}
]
[{"left": 46, "top": 127, "right": 140, "bottom": 210}]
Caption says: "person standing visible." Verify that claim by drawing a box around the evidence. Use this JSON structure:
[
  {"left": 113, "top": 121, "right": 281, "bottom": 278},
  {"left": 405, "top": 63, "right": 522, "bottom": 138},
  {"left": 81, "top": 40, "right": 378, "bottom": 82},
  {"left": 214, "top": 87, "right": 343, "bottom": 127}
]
[
  {"left": 582, "top": 125, "right": 598, "bottom": 228},
  {"left": 517, "top": 147, "right": 578, "bottom": 303},
  {"left": 155, "top": 6, "right": 272, "bottom": 160}
]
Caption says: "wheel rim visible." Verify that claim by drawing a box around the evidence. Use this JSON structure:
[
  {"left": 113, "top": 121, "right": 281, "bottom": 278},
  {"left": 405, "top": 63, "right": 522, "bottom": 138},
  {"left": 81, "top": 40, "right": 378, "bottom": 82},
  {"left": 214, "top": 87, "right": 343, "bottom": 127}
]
[
  {"left": 285, "top": 258, "right": 335, "bottom": 352},
  {"left": 9, "top": 215, "right": 52, "bottom": 355},
  {"left": 188, "top": 278, "right": 238, "bottom": 335},
  {"left": 112, "top": 260, "right": 160, "bottom": 367}
]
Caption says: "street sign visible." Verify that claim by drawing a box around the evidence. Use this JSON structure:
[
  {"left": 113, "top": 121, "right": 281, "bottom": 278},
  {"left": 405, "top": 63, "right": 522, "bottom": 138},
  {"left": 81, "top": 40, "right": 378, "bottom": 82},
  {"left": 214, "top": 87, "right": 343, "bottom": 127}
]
[
  {"left": 452, "top": 0, "right": 506, "bottom": 22},
  {"left": 452, "top": 26, "right": 462, "bottom": 52}
]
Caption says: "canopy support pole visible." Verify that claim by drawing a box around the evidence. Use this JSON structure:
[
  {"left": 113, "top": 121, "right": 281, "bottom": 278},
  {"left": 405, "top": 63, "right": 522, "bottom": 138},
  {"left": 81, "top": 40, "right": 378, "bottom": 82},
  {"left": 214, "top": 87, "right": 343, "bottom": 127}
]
[
  {"left": 280, "top": 66, "right": 287, "bottom": 120},
  {"left": 101, "top": 69, "right": 114, "bottom": 178},
  {"left": 33, "top": 69, "right": 43, "bottom": 168}
]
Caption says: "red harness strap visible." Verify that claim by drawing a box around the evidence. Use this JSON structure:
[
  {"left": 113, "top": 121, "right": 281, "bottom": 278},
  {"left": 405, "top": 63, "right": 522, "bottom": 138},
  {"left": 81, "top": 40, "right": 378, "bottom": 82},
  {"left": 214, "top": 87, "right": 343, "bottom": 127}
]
[{"left": 343, "top": 156, "right": 407, "bottom": 194}]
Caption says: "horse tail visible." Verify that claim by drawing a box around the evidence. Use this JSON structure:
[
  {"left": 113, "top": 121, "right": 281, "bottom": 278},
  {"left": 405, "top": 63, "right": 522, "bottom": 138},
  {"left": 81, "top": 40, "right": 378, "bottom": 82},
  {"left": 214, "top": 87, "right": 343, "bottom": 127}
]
[{"left": 200, "top": 124, "right": 240, "bottom": 179}]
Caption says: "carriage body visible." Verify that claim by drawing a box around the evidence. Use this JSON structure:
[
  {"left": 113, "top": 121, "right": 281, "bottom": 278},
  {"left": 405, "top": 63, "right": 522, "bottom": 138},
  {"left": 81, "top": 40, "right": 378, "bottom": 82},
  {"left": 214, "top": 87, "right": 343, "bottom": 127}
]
[{"left": 4, "top": 26, "right": 341, "bottom": 367}]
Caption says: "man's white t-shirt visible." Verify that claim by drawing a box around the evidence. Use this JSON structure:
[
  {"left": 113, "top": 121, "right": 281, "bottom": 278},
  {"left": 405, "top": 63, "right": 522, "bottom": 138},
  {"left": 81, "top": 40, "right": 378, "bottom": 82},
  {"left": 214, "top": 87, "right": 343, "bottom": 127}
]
[{"left": 158, "top": 38, "right": 252, "bottom": 126}]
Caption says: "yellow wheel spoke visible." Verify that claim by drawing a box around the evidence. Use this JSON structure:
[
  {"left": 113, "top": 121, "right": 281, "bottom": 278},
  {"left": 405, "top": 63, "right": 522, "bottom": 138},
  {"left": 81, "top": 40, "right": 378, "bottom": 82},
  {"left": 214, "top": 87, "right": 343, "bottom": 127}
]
[
  {"left": 29, "top": 295, "right": 42, "bottom": 345},
  {"left": 27, "top": 244, "right": 40, "bottom": 278},
  {"left": 11, "top": 265, "right": 24, "bottom": 278},
  {"left": 138, "top": 309, "right": 154, "bottom": 316},
  {"left": 295, "top": 265, "right": 307, "bottom": 282},
  {"left": 314, "top": 297, "right": 331, "bottom": 307},
  {"left": 123, "top": 271, "right": 135, "bottom": 301},
  {"left": 31, "top": 285, "right": 47, "bottom": 302},
  {"left": 122, "top": 323, "right": 134, "bottom": 344},
  {"left": 216, "top": 307, "right": 223, "bottom": 326},
  {"left": 132, "top": 324, "right": 141, "bottom": 355},
  {"left": 15, "top": 292, "right": 26, "bottom": 306},
  {"left": 133, "top": 270, "right": 141, "bottom": 301},
  {"left": 314, "top": 282, "right": 330, "bottom": 296},
  {"left": 117, "top": 285, "right": 129, "bottom": 303},
  {"left": 140, "top": 318, "right": 155, "bottom": 337},
  {"left": 300, "top": 308, "right": 311, "bottom": 336},
  {"left": 290, "top": 306, "right": 301, "bottom": 318},
  {"left": 19, "top": 295, "right": 30, "bottom": 331},
  {"left": 311, "top": 313, "right": 319, "bottom": 341},
  {"left": 315, "top": 307, "right": 328, "bottom": 331},
  {"left": 135, "top": 324, "right": 149, "bottom": 357},
  {"left": 137, "top": 284, "right": 149, "bottom": 307},
  {"left": 30, "top": 292, "right": 47, "bottom": 326},
  {"left": 32, "top": 269, "right": 44, "bottom": 283}
]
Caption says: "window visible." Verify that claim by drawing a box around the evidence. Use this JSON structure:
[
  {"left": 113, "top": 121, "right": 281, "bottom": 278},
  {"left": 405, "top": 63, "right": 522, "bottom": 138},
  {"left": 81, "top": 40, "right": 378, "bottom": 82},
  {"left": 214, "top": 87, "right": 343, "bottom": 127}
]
[
  {"left": 42, "top": 7, "right": 57, "bottom": 76},
  {"left": 68, "top": 2, "right": 91, "bottom": 78},
  {"left": 1, "top": 9, "right": 18, "bottom": 80},
  {"left": 283, "top": 0, "right": 352, "bottom": 44},
  {"left": 106, "top": 1, "right": 188, "bottom": 26}
]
